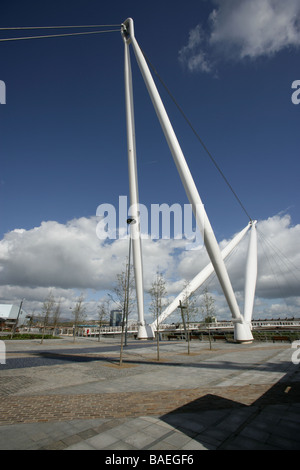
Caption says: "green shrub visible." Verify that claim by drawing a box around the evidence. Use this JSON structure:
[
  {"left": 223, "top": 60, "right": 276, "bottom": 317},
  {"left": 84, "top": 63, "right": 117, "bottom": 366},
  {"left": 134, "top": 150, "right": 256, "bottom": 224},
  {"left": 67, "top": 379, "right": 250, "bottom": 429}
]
[{"left": 0, "top": 334, "right": 60, "bottom": 340}]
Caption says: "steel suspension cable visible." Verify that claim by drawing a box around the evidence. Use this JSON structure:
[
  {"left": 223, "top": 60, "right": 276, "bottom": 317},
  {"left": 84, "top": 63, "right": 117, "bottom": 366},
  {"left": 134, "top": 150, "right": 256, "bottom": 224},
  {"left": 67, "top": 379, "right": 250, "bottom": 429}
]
[
  {"left": 0, "top": 24, "right": 121, "bottom": 30},
  {"left": 142, "top": 49, "right": 253, "bottom": 222},
  {"left": 257, "top": 227, "right": 300, "bottom": 276},
  {"left": 0, "top": 26, "right": 121, "bottom": 42},
  {"left": 0, "top": 23, "right": 253, "bottom": 223}
]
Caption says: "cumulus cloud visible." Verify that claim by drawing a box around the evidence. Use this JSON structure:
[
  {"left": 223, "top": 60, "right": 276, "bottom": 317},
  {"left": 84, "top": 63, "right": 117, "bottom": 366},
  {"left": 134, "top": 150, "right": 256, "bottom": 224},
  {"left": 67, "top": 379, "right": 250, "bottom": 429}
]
[
  {"left": 172, "top": 213, "right": 300, "bottom": 319},
  {"left": 255, "top": 214, "right": 300, "bottom": 299},
  {"left": 0, "top": 213, "right": 299, "bottom": 320},
  {"left": 179, "top": 0, "right": 300, "bottom": 73},
  {"left": 0, "top": 217, "right": 188, "bottom": 293},
  {"left": 0, "top": 218, "right": 104, "bottom": 290},
  {"left": 203, "top": 214, "right": 300, "bottom": 300},
  {"left": 0, "top": 216, "right": 186, "bottom": 317}
]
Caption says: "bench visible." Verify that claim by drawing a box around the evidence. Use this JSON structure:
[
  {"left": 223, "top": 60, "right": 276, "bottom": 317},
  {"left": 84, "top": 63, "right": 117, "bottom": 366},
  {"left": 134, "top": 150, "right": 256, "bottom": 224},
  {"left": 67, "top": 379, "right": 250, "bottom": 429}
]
[
  {"left": 272, "top": 335, "right": 291, "bottom": 343},
  {"left": 190, "top": 335, "right": 200, "bottom": 340}
]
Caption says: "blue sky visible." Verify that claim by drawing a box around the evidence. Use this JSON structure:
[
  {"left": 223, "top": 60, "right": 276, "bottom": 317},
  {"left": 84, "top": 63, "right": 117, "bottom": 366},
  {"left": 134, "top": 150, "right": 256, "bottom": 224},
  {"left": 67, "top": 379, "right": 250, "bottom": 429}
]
[{"left": 0, "top": 0, "right": 299, "bottom": 321}]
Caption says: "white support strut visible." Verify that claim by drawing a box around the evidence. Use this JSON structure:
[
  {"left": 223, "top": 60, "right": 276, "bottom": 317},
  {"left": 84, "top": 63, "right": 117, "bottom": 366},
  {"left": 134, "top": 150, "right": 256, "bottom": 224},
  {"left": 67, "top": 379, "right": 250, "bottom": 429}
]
[
  {"left": 244, "top": 221, "right": 258, "bottom": 323},
  {"left": 122, "top": 18, "right": 244, "bottom": 334},
  {"left": 150, "top": 222, "right": 252, "bottom": 331},
  {"left": 123, "top": 36, "right": 148, "bottom": 339},
  {"left": 234, "top": 220, "right": 257, "bottom": 343}
]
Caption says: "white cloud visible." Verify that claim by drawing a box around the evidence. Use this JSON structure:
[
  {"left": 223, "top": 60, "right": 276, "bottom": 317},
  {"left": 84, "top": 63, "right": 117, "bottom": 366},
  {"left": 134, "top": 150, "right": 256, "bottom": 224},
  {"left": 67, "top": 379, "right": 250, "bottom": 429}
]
[
  {"left": 0, "top": 217, "right": 186, "bottom": 318},
  {"left": 178, "top": 24, "right": 213, "bottom": 73},
  {"left": 255, "top": 214, "right": 300, "bottom": 299},
  {"left": 169, "top": 213, "right": 300, "bottom": 319},
  {"left": 179, "top": 0, "right": 300, "bottom": 73},
  {"left": 0, "top": 218, "right": 104, "bottom": 290},
  {"left": 0, "top": 213, "right": 299, "bottom": 321},
  {"left": 206, "top": 214, "right": 300, "bottom": 299}
]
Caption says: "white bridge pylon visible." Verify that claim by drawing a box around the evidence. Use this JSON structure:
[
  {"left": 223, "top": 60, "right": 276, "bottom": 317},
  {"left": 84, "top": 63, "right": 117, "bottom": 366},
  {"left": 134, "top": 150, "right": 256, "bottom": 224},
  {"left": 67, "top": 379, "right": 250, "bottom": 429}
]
[{"left": 121, "top": 18, "right": 257, "bottom": 343}]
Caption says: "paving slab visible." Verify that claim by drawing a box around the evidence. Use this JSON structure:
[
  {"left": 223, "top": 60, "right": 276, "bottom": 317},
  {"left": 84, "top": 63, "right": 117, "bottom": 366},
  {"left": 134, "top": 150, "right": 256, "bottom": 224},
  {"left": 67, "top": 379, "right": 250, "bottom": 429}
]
[{"left": 0, "top": 337, "right": 299, "bottom": 450}]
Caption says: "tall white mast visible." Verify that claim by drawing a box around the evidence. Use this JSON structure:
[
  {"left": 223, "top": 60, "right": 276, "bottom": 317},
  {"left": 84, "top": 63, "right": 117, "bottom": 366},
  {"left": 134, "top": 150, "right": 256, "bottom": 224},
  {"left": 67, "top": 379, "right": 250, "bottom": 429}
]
[
  {"left": 121, "top": 18, "right": 256, "bottom": 342},
  {"left": 123, "top": 28, "right": 149, "bottom": 339}
]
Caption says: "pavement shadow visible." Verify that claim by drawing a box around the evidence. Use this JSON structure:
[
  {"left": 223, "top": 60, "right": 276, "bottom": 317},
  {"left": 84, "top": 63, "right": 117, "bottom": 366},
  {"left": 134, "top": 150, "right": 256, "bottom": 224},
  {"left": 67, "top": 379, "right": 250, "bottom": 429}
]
[
  {"left": 2, "top": 348, "right": 295, "bottom": 379},
  {"left": 164, "top": 393, "right": 244, "bottom": 414},
  {"left": 254, "top": 377, "right": 300, "bottom": 406},
  {"left": 160, "top": 370, "right": 300, "bottom": 450}
]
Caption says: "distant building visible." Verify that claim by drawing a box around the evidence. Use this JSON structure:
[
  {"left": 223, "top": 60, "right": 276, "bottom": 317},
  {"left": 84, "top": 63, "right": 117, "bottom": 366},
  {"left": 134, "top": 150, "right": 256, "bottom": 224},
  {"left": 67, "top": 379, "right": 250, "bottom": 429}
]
[
  {"left": 0, "top": 304, "right": 28, "bottom": 327},
  {"left": 110, "top": 309, "right": 122, "bottom": 327}
]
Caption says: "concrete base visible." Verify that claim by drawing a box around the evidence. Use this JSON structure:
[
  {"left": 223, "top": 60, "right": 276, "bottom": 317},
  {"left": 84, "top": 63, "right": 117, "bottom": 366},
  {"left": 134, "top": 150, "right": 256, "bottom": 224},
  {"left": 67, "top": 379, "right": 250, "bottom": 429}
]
[
  {"left": 137, "top": 324, "right": 155, "bottom": 340},
  {"left": 234, "top": 321, "right": 253, "bottom": 343}
]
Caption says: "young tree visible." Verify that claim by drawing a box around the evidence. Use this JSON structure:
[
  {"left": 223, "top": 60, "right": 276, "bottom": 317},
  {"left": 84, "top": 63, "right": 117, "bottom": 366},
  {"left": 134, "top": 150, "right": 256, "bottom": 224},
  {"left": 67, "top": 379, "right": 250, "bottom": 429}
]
[
  {"left": 27, "top": 309, "right": 36, "bottom": 332},
  {"left": 112, "top": 258, "right": 135, "bottom": 365},
  {"left": 148, "top": 271, "right": 167, "bottom": 361},
  {"left": 41, "top": 291, "right": 55, "bottom": 344},
  {"left": 113, "top": 258, "right": 135, "bottom": 316},
  {"left": 97, "top": 299, "right": 110, "bottom": 342},
  {"left": 72, "top": 294, "right": 86, "bottom": 342},
  {"left": 200, "top": 287, "right": 216, "bottom": 349},
  {"left": 52, "top": 299, "right": 62, "bottom": 336}
]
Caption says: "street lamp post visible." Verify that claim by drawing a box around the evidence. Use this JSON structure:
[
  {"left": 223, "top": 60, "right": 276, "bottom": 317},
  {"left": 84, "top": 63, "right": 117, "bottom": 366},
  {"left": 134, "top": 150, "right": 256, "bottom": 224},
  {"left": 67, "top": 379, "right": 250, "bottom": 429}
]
[
  {"left": 11, "top": 298, "right": 24, "bottom": 339},
  {"left": 119, "top": 217, "right": 136, "bottom": 365},
  {"left": 124, "top": 217, "right": 135, "bottom": 347},
  {"left": 178, "top": 300, "right": 191, "bottom": 354}
]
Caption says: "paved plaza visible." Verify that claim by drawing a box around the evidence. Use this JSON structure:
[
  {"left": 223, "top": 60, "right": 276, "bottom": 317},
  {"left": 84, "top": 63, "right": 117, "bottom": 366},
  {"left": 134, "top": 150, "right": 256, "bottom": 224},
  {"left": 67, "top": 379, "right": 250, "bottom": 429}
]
[{"left": 0, "top": 336, "right": 300, "bottom": 450}]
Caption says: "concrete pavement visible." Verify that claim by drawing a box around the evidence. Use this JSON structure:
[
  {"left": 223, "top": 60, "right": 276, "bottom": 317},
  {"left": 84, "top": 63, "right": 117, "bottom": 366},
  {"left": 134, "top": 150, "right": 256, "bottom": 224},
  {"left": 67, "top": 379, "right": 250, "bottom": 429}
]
[{"left": 0, "top": 336, "right": 300, "bottom": 450}]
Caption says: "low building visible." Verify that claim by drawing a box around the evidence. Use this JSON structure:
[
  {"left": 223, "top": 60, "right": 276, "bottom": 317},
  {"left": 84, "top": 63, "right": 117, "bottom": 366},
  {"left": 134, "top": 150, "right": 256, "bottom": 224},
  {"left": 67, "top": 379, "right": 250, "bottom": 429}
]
[
  {"left": 110, "top": 309, "right": 122, "bottom": 327},
  {"left": 0, "top": 303, "right": 29, "bottom": 327}
]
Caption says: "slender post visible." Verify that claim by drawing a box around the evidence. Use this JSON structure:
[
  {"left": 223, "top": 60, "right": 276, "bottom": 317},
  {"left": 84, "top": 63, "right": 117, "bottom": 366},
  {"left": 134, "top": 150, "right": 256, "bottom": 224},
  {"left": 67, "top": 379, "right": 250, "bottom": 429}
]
[
  {"left": 156, "top": 309, "right": 160, "bottom": 361},
  {"left": 119, "top": 305, "right": 126, "bottom": 366},
  {"left": 179, "top": 301, "right": 187, "bottom": 337},
  {"left": 11, "top": 299, "right": 24, "bottom": 339},
  {"left": 125, "top": 218, "right": 135, "bottom": 346},
  {"left": 119, "top": 255, "right": 129, "bottom": 366}
]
